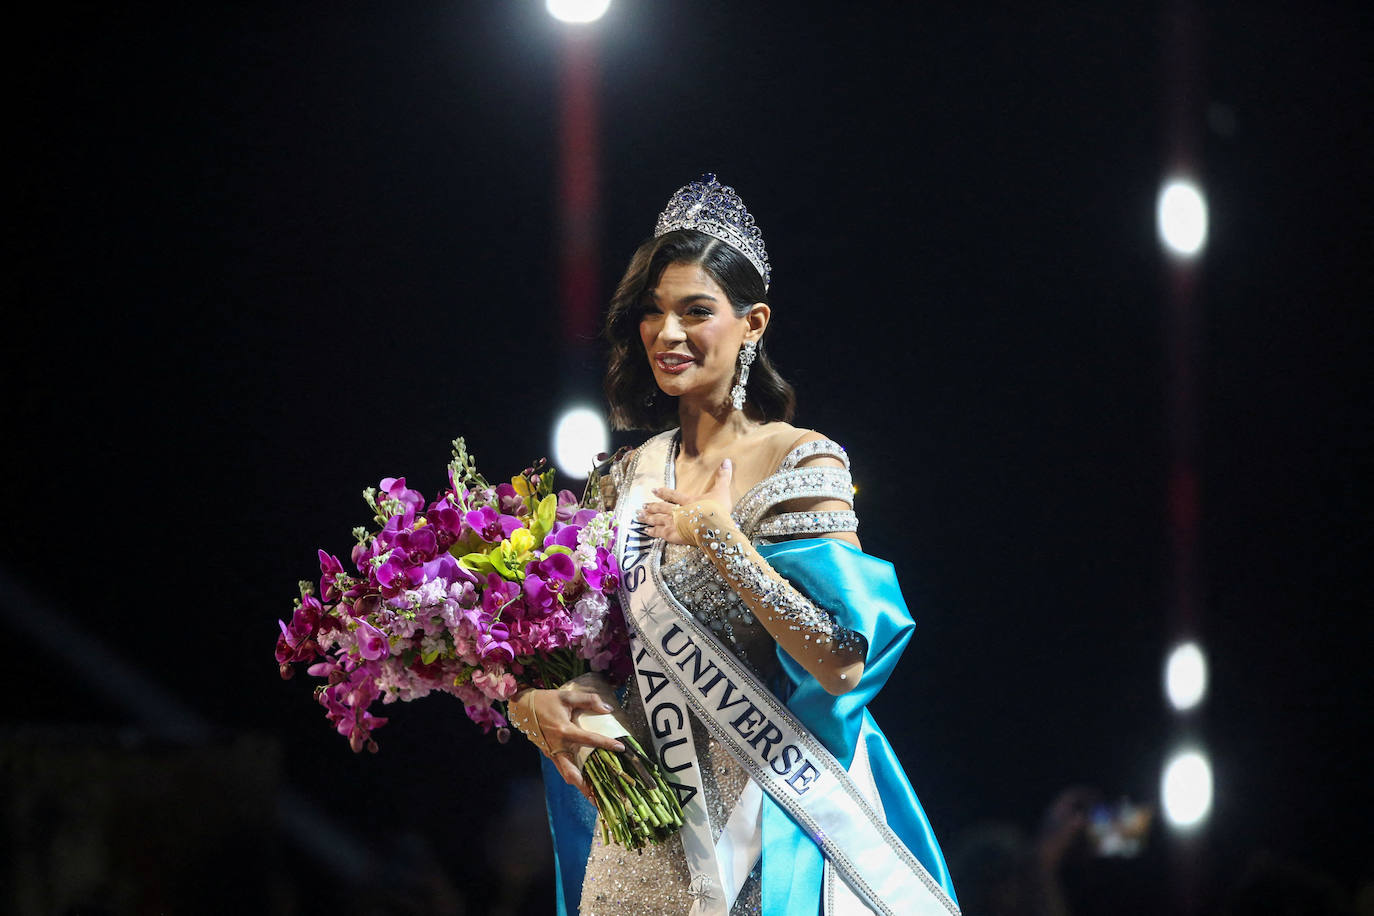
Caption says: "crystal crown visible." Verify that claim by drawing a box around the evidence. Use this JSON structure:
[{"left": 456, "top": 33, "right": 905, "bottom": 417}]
[{"left": 653, "top": 173, "right": 771, "bottom": 289}]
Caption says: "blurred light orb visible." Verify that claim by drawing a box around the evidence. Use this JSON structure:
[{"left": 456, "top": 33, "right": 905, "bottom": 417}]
[
  {"left": 1161, "top": 749, "right": 1213, "bottom": 829},
  {"left": 1165, "top": 641, "right": 1208, "bottom": 711},
  {"left": 1157, "top": 178, "right": 1209, "bottom": 258},
  {"left": 546, "top": 0, "right": 611, "bottom": 23},
  {"left": 553, "top": 407, "right": 608, "bottom": 479}
]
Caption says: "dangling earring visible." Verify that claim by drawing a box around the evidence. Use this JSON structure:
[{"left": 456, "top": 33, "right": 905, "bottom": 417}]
[
  {"left": 644, "top": 389, "right": 657, "bottom": 407},
  {"left": 730, "top": 341, "right": 757, "bottom": 410}
]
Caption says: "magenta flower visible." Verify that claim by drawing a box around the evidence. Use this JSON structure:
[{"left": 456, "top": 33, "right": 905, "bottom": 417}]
[
  {"left": 374, "top": 549, "right": 414, "bottom": 599},
  {"left": 583, "top": 546, "right": 619, "bottom": 591},
  {"left": 464, "top": 702, "right": 507, "bottom": 733},
  {"left": 355, "top": 619, "right": 389, "bottom": 660},
  {"left": 475, "top": 620, "right": 514, "bottom": 664},
  {"left": 464, "top": 506, "right": 523, "bottom": 544},
  {"left": 545, "top": 524, "right": 582, "bottom": 550},
  {"left": 351, "top": 537, "right": 381, "bottom": 573},
  {"left": 276, "top": 593, "right": 326, "bottom": 673},
  {"left": 554, "top": 489, "right": 581, "bottom": 522},
  {"left": 426, "top": 502, "right": 464, "bottom": 544},
  {"left": 415, "top": 552, "right": 461, "bottom": 587},
  {"left": 317, "top": 667, "right": 388, "bottom": 753},
  {"left": 480, "top": 573, "right": 522, "bottom": 619},
  {"left": 318, "top": 551, "right": 347, "bottom": 601},
  {"left": 524, "top": 552, "right": 578, "bottom": 615},
  {"left": 379, "top": 477, "right": 425, "bottom": 516},
  {"left": 494, "top": 482, "right": 526, "bottom": 517},
  {"left": 392, "top": 525, "right": 437, "bottom": 561}
]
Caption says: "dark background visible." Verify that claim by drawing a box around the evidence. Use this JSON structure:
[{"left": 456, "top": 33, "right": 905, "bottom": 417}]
[{"left": 7, "top": 2, "right": 1370, "bottom": 914}]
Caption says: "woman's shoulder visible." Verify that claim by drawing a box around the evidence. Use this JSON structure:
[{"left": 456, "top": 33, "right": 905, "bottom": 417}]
[
  {"left": 738, "top": 424, "right": 860, "bottom": 543},
  {"left": 756, "top": 423, "right": 850, "bottom": 471}
]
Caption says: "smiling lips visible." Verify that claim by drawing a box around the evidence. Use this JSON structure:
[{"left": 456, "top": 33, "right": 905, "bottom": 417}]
[{"left": 654, "top": 352, "right": 695, "bottom": 374}]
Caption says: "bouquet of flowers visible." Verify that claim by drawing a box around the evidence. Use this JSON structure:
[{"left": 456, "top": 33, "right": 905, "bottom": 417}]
[{"left": 275, "top": 438, "right": 684, "bottom": 849}]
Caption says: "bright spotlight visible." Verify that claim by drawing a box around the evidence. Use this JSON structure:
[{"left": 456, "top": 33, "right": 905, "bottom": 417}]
[
  {"left": 546, "top": 0, "right": 611, "bottom": 23},
  {"left": 1165, "top": 641, "right": 1208, "bottom": 712},
  {"left": 1161, "top": 749, "right": 1213, "bottom": 830},
  {"left": 553, "top": 407, "right": 609, "bottom": 479},
  {"left": 1156, "top": 178, "right": 1209, "bottom": 258}
]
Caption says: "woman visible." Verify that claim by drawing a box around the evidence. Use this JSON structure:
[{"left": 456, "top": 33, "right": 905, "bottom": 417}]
[{"left": 510, "top": 175, "right": 959, "bottom": 916}]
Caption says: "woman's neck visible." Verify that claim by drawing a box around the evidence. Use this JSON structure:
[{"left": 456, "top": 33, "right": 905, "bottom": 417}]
[{"left": 676, "top": 397, "right": 756, "bottom": 459}]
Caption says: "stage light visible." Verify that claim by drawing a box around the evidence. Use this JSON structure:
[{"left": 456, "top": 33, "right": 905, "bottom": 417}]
[
  {"left": 553, "top": 406, "right": 609, "bottom": 479},
  {"left": 1165, "top": 640, "right": 1208, "bottom": 711},
  {"left": 1161, "top": 748, "right": 1213, "bottom": 829},
  {"left": 1157, "top": 178, "right": 1209, "bottom": 258},
  {"left": 547, "top": 0, "right": 611, "bottom": 23}
]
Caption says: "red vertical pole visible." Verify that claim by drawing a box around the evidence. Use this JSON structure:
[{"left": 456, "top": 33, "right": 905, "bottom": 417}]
[{"left": 557, "top": 29, "right": 600, "bottom": 346}]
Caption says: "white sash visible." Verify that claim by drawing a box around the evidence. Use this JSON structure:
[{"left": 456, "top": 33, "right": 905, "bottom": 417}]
[{"left": 613, "top": 432, "right": 959, "bottom": 916}]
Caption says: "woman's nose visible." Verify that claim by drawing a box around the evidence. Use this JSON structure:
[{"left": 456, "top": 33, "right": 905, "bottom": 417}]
[{"left": 659, "top": 313, "right": 687, "bottom": 343}]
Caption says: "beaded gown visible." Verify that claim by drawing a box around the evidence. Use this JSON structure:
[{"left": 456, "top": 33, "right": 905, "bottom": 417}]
[{"left": 578, "top": 435, "right": 858, "bottom": 916}]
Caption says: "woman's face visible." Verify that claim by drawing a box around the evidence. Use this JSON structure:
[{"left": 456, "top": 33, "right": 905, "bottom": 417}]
[{"left": 639, "top": 261, "right": 754, "bottom": 406}]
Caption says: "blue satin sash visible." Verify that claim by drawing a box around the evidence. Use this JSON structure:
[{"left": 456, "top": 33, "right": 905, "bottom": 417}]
[
  {"left": 758, "top": 539, "right": 958, "bottom": 915},
  {"left": 542, "top": 753, "right": 597, "bottom": 916}
]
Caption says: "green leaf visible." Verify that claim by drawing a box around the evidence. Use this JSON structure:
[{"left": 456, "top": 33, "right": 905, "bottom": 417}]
[
  {"left": 544, "top": 544, "right": 573, "bottom": 557},
  {"left": 420, "top": 646, "right": 440, "bottom": 665},
  {"left": 488, "top": 550, "right": 514, "bottom": 579},
  {"left": 458, "top": 551, "right": 496, "bottom": 575}
]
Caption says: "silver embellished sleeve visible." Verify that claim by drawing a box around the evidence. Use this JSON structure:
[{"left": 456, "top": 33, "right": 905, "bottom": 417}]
[
  {"left": 682, "top": 507, "right": 869, "bottom": 677},
  {"left": 733, "top": 466, "right": 855, "bottom": 533},
  {"left": 755, "top": 509, "right": 859, "bottom": 540},
  {"left": 739, "top": 439, "right": 856, "bottom": 542}
]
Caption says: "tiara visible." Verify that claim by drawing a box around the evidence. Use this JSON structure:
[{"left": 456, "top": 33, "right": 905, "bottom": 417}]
[{"left": 653, "top": 173, "right": 771, "bottom": 289}]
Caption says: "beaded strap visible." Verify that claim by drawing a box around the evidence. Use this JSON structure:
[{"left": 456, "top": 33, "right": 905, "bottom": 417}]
[
  {"left": 755, "top": 509, "right": 859, "bottom": 540},
  {"left": 779, "top": 437, "right": 850, "bottom": 471},
  {"left": 733, "top": 466, "right": 854, "bottom": 534}
]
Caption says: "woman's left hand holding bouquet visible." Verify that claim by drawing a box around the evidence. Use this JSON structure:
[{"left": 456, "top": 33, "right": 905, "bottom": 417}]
[{"left": 509, "top": 677, "right": 626, "bottom": 800}]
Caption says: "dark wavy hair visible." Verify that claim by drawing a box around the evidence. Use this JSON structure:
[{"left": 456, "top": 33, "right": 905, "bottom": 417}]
[{"left": 604, "top": 229, "right": 796, "bottom": 430}]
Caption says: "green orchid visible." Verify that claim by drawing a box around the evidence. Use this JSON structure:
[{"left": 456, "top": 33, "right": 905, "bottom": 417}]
[{"left": 460, "top": 524, "right": 540, "bottom": 581}]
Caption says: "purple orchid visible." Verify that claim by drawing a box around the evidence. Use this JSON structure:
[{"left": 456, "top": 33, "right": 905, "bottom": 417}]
[
  {"left": 494, "top": 482, "right": 527, "bottom": 517},
  {"left": 392, "top": 524, "right": 437, "bottom": 562},
  {"left": 475, "top": 620, "right": 515, "bottom": 664},
  {"left": 583, "top": 546, "right": 620, "bottom": 591},
  {"left": 545, "top": 524, "right": 583, "bottom": 550},
  {"left": 355, "top": 619, "right": 390, "bottom": 661},
  {"left": 554, "top": 489, "right": 581, "bottom": 522},
  {"left": 464, "top": 701, "right": 508, "bottom": 734},
  {"left": 379, "top": 477, "right": 425, "bottom": 517},
  {"left": 373, "top": 548, "right": 414, "bottom": 599},
  {"left": 425, "top": 502, "right": 465, "bottom": 545},
  {"left": 523, "top": 551, "right": 578, "bottom": 615},
  {"left": 318, "top": 551, "right": 347, "bottom": 601},
  {"left": 464, "top": 506, "right": 524, "bottom": 544}
]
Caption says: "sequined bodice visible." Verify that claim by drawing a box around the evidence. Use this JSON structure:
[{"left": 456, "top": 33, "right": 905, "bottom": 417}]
[{"left": 582, "top": 431, "right": 861, "bottom": 916}]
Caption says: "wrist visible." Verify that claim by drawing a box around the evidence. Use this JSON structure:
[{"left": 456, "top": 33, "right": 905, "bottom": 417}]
[
  {"left": 507, "top": 688, "right": 550, "bottom": 755},
  {"left": 674, "top": 500, "right": 729, "bottom": 546}
]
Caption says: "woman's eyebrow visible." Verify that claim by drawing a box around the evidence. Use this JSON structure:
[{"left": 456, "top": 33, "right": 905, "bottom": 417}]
[{"left": 645, "top": 290, "right": 719, "bottom": 305}]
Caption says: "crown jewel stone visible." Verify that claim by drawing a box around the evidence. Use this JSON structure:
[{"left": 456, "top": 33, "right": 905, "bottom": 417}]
[{"left": 653, "top": 173, "right": 771, "bottom": 289}]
